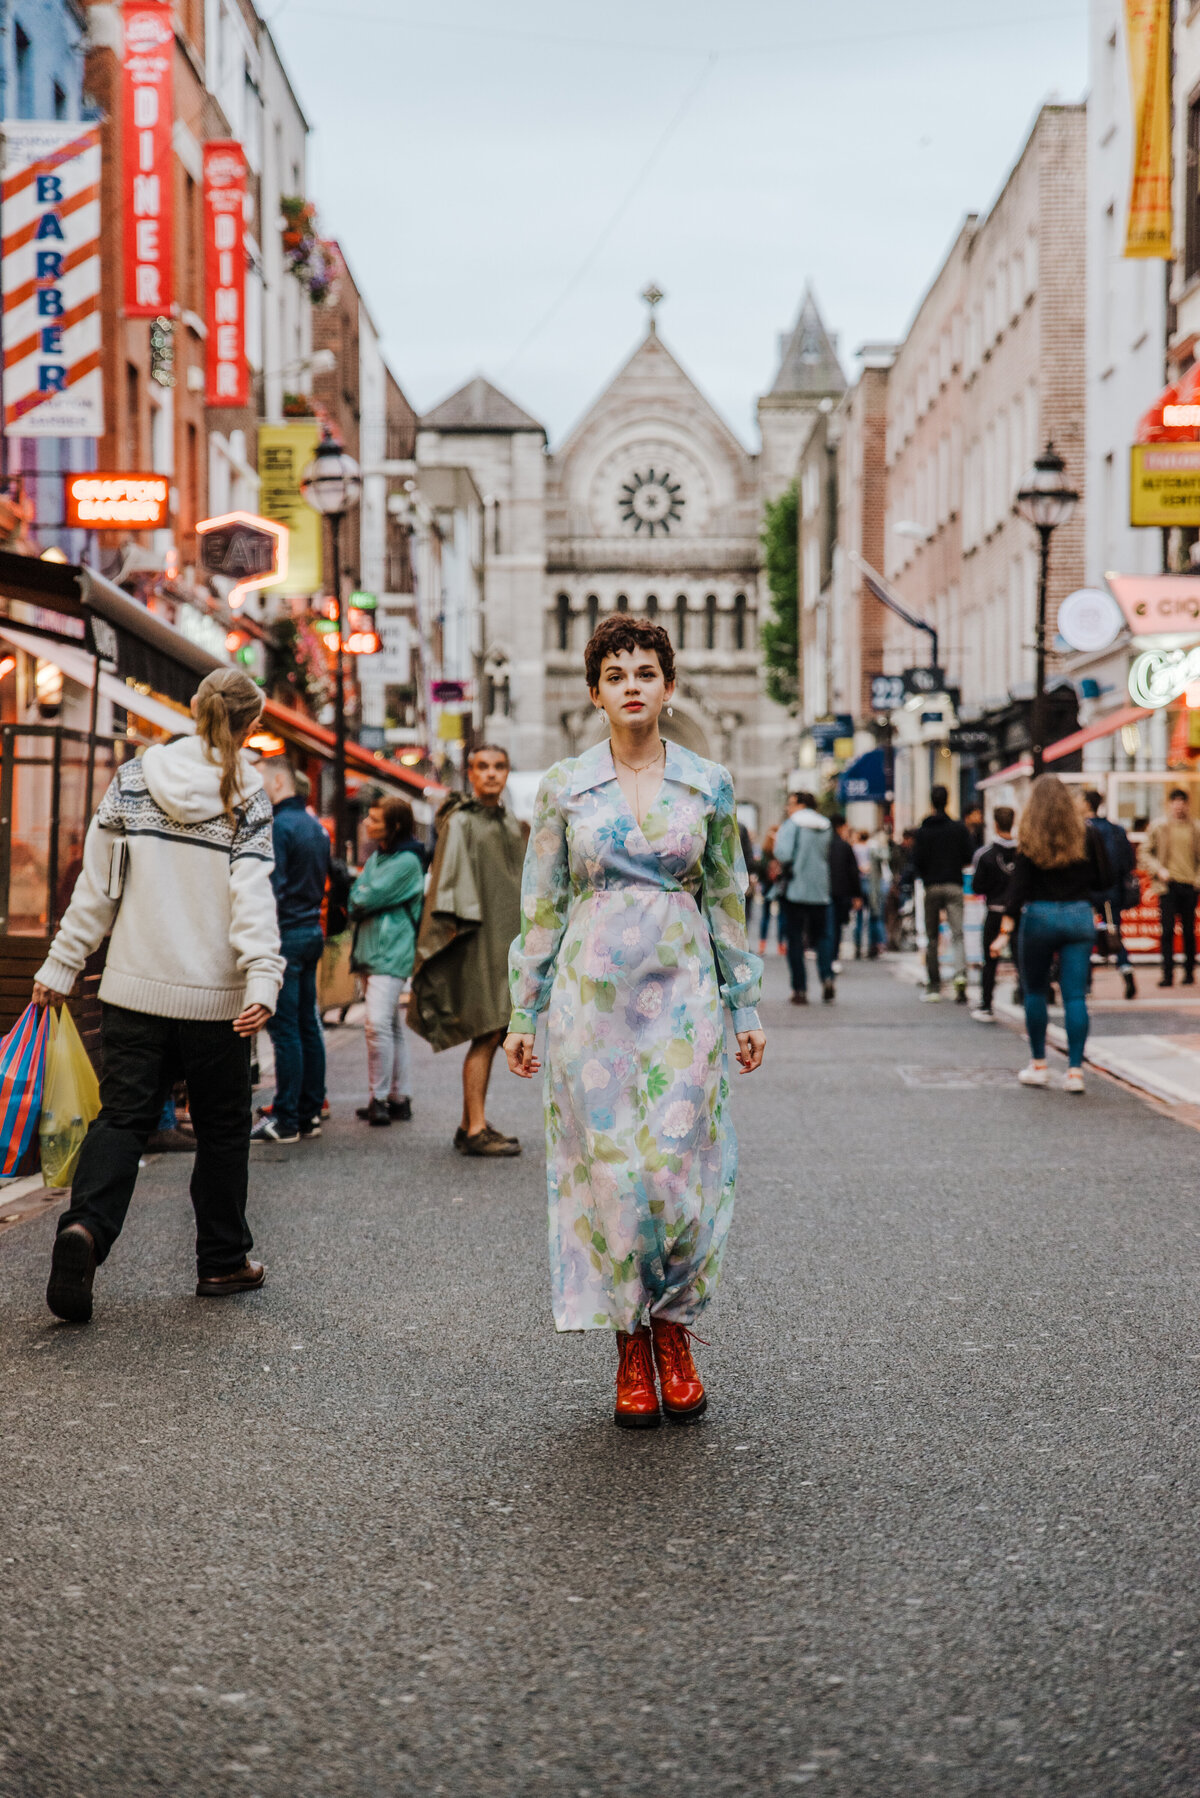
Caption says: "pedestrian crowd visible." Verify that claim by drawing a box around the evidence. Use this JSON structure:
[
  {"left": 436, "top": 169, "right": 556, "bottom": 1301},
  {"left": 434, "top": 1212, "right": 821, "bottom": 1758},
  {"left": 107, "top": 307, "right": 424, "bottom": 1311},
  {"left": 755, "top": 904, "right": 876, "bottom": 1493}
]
[{"left": 18, "top": 639, "right": 1200, "bottom": 1431}]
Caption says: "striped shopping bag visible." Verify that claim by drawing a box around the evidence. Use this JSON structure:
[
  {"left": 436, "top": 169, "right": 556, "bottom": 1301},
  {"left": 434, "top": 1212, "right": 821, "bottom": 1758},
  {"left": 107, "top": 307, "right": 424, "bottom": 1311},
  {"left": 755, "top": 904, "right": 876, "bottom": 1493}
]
[{"left": 0, "top": 1003, "right": 50, "bottom": 1178}]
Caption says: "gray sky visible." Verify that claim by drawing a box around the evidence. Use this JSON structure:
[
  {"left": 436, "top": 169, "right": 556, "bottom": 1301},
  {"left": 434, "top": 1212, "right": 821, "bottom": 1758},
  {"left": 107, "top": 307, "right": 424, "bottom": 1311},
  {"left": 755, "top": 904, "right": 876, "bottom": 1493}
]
[{"left": 265, "top": 0, "right": 1089, "bottom": 446}]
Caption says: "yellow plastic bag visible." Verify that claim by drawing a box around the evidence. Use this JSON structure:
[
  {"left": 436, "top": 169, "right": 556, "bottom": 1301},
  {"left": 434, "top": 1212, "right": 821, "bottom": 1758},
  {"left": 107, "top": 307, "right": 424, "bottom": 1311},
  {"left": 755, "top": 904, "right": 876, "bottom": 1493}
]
[{"left": 39, "top": 1004, "right": 100, "bottom": 1189}]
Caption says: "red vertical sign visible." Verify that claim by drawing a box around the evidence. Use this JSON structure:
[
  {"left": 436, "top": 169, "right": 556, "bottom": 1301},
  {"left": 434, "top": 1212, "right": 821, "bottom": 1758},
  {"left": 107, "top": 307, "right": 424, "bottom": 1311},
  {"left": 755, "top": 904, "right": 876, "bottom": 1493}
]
[
  {"left": 122, "top": 1, "right": 174, "bottom": 316},
  {"left": 203, "top": 141, "right": 247, "bottom": 407}
]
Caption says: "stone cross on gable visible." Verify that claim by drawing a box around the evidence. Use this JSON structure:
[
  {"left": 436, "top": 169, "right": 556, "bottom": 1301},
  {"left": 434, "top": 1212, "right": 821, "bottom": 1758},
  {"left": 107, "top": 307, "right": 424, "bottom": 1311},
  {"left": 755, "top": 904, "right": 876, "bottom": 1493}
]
[{"left": 642, "top": 282, "right": 665, "bottom": 334}]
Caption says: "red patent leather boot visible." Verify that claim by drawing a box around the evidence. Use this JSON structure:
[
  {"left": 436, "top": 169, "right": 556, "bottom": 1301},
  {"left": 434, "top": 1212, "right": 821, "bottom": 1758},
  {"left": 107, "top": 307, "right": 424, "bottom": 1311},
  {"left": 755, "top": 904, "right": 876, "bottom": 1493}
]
[
  {"left": 614, "top": 1327, "right": 661, "bottom": 1429},
  {"left": 651, "top": 1319, "right": 707, "bottom": 1421}
]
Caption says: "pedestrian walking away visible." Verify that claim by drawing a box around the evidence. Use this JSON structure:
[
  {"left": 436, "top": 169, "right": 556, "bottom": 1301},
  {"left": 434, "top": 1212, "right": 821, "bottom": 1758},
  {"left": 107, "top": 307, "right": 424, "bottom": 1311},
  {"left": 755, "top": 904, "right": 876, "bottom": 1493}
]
[
  {"left": 970, "top": 805, "right": 1018, "bottom": 1021},
  {"left": 1083, "top": 788, "right": 1137, "bottom": 1000},
  {"left": 1141, "top": 788, "right": 1200, "bottom": 989},
  {"left": 409, "top": 743, "right": 526, "bottom": 1155},
  {"left": 992, "top": 775, "right": 1110, "bottom": 1094},
  {"left": 252, "top": 757, "right": 331, "bottom": 1144},
  {"left": 32, "top": 668, "right": 285, "bottom": 1323},
  {"left": 829, "top": 813, "right": 863, "bottom": 970},
  {"left": 774, "top": 789, "right": 836, "bottom": 1003},
  {"left": 505, "top": 614, "right": 765, "bottom": 1429},
  {"left": 349, "top": 797, "right": 425, "bottom": 1127},
  {"left": 913, "top": 784, "right": 973, "bottom": 1002}
]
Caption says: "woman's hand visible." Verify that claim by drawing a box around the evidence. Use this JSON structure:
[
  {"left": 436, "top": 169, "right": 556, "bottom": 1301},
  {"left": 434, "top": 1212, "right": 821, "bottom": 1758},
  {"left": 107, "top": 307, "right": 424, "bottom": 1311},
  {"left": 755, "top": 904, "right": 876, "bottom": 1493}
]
[
  {"left": 735, "top": 1030, "right": 766, "bottom": 1074},
  {"left": 233, "top": 1003, "right": 271, "bottom": 1037},
  {"left": 32, "top": 980, "right": 69, "bottom": 1008},
  {"left": 989, "top": 927, "right": 1011, "bottom": 960},
  {"left": 504, "top": 1033, "right": 540, "bottom": 1077}
]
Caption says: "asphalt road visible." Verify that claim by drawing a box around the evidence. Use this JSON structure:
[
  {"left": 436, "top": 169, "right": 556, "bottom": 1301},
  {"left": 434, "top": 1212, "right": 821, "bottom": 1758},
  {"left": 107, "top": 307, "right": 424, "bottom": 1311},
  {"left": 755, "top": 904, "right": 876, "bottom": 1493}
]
[{"left": 2, "top": 956, "right": 1199, "bottom": 1798}]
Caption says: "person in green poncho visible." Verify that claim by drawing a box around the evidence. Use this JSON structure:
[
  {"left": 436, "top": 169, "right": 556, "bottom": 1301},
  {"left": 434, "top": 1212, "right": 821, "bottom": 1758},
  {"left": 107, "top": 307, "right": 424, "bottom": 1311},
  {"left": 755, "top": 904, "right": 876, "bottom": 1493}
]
[
  {"left": 348, "top": 797, "right": 426, "bottom": 1128},
  {"left": 409, "top": 745, "right": 526, "bottom": 1156}
]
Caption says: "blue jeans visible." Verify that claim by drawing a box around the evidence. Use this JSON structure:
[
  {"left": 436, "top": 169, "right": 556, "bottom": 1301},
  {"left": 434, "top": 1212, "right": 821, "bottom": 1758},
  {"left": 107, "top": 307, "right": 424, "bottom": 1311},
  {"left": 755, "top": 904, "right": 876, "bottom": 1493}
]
[
  {"left": 854, "top": 903, "right": 885, "bottom": 955},
  {"left": 1018, "top": 901, "right": 1095, "bottom": 1068},
  {"left": 267, "top": 925, "right": 326, "bottom": 1135}
]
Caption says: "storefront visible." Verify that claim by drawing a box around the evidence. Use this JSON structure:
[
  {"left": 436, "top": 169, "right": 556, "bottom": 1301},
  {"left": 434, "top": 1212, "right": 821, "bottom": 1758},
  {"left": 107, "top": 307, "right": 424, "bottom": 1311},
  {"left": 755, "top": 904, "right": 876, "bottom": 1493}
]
[{"left": 0, "top": 550, "right": 442, "bottom": 1053}]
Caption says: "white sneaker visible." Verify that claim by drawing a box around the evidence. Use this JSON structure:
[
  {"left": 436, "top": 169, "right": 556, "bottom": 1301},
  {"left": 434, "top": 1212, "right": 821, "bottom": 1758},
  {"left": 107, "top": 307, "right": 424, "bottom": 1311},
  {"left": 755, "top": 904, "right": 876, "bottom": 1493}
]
[
  {"left": 1017, "top": 1063, "right": 1049, "bottom": 1087},
  {"left": 970, "top": 1007, "right": 995, "bottom": 1023},
  {"left": 1063, "top": 1068, "right": 1085, "bottom": 1095},
  {"left": 921, "top": 988, "right": 942, "bottom": 1003},
  {"left": 832, "top": 959, "right": 843, "bottom": 975}
]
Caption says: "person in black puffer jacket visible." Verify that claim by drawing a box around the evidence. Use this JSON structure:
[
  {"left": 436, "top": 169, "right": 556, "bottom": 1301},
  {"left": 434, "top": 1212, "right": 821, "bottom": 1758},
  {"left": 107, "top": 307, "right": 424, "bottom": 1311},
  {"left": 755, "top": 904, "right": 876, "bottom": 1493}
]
[
  {"left": 970, "top": 805, "right": 1018, "bottom": 1021},
  {"left": 912, "top": 785, "right": 973, "bottom": 1002}
]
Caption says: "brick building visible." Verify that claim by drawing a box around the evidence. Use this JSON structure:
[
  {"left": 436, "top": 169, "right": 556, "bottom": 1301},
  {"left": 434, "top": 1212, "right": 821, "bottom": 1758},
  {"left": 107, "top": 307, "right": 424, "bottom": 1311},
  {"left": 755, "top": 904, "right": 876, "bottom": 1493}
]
[{"left": 881, "top": 105, "right": 1086, "bottom": 818}]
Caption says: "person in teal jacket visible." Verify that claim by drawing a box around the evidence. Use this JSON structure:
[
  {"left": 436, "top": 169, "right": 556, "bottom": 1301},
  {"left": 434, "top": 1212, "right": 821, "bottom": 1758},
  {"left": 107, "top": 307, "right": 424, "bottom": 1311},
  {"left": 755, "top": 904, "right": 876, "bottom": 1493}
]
[{"left": 349, "top": 797, "right": 426, "bottom": 1126}]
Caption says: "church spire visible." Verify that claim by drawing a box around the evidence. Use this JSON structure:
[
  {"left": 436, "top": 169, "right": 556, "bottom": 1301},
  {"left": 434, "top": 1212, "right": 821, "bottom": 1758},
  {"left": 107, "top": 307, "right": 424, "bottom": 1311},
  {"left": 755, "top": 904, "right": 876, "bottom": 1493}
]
[{"left": 770, "top": 285, "right": 846, "bottom": 398}]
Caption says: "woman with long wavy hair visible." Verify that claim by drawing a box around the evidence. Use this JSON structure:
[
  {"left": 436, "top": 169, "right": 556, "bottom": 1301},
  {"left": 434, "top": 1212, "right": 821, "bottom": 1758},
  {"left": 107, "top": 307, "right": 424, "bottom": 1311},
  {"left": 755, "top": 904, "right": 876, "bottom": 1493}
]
[{"left": 991, "top": 775, "right": 1109, "bottom": 1094}]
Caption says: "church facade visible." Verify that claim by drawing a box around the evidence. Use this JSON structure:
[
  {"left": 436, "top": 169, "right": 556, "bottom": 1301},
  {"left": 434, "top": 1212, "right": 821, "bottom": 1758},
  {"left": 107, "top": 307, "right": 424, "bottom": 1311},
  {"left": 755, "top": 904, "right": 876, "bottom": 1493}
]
[{"left": 416, "top": 290, "right": 844, "bottom": 822}]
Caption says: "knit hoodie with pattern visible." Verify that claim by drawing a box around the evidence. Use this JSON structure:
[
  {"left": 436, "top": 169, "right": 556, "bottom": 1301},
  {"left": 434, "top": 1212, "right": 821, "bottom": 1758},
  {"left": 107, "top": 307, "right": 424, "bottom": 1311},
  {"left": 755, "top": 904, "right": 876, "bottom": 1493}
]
[{"left": 36, "top": 735, "right": 285, "bottom": 1020}]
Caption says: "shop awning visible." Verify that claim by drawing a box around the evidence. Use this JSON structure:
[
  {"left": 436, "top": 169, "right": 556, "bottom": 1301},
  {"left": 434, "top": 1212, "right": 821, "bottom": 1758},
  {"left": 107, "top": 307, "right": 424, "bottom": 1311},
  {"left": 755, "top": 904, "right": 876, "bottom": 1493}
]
[
  {"left": 836, "top": 747, "right": 889, "bottom": 803},
  {"left": 977, "top": 759, "right": 1033, "bottom": 789},
  {"left": 0, "top": 624, "right": 196, "bottom": 738},
  {"left": 260, "top": 698, "right": 447, "bottom": 799},
  {"left": 1043, "top": 702, "right": 1153, "bottom": 763},
  {"left": 1137, "top": 360, "right": 1200, "bottom": 443}
]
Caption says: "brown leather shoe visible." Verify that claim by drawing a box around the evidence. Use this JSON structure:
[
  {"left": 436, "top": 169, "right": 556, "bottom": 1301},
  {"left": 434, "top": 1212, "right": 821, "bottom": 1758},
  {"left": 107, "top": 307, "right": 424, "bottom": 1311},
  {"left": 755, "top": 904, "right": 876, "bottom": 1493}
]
[
  {"left": 460, "top": 1128, "right": 521, "bottom": 1157},
  {"left": 47, "top": 1224, "right": 96, "bottom": 1324},
  {"left": 651, "top": 1319, "right": 707, "bottom": 1421},
  {"left": 196, "top": 1260, "right": 266, "bottom": 1298},
  {"left": 614, "top": 1327, "right": 660, "bottom": 1429}
]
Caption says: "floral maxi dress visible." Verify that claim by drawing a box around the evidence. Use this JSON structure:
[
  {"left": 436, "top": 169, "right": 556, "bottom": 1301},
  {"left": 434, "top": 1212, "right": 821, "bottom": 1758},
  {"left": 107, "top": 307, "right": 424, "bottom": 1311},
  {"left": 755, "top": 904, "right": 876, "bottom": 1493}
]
[{"left": 508, "top": 740, "right": 763, "bottom": 1334}]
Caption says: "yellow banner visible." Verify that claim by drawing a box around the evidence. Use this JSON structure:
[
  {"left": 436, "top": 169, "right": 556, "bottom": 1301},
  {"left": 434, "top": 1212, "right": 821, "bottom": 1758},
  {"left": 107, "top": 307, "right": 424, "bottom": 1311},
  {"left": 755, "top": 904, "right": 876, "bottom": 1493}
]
[
  {"left": 1125, "top": 0, "right": 1173, "bottom": 258},
  {"left": 257, "top": 422, "right": 323, "bottom": 595}
]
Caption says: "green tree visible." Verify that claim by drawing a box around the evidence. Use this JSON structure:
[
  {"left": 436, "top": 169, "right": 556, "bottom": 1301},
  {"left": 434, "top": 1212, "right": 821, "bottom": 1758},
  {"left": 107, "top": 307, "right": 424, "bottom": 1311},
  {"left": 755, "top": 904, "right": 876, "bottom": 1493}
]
[{"left": 760, "top": 483, "right": 799, "bottom": 709}]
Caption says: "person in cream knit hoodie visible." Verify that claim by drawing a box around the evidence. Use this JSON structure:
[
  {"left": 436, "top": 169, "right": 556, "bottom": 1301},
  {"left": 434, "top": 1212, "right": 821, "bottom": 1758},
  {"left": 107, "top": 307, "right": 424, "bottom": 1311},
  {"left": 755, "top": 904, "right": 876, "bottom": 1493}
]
[{"left": 35, "top": 667, "right": 285, "bottom": 1324}]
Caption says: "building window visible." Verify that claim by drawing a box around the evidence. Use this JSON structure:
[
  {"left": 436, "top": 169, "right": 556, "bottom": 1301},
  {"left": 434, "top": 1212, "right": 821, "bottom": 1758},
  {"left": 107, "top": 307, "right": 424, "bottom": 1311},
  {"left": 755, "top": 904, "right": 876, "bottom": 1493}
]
[
  {"left": 733, "top": 593, "right": 747, "bottom": 650},
  {"left": 555, "top": 592, "right": 571, "bottom": 652},
  {"left": 1188, "top": 94, "right": 1200, "bottom": 279},
  {"left": 674, "top": 594, "right": 687, "bottom": 649},
  {"left": 704, "top": 593, "right": 717, "bottom": 650},
  {"left": 586, "top": 594, "right": 599, "bottom": 639},
  {"left": 492, "top": 501, "right": 501, "bottom": 555},
  {"left": 15, "top": 24, "right": 33, "bottom": 117},
  {"left": 53, "top": 81, "right": 67, "bottom": 121},
  {"left": 126, "top": 363, "right": 141, "bottom": 466},
  {"left": 646, "top": 593, "right": 658, "bottom": 621},
  {"left": 616, "top": 593, "right": 629, "bottom": 611}
]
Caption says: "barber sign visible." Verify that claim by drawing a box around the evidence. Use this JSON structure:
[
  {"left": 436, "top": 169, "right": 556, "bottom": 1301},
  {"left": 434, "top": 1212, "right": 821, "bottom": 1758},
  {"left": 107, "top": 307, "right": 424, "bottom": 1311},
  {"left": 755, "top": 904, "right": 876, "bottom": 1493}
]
[{"left": 1, "top": 122, "right": 103, "bottom": 437}]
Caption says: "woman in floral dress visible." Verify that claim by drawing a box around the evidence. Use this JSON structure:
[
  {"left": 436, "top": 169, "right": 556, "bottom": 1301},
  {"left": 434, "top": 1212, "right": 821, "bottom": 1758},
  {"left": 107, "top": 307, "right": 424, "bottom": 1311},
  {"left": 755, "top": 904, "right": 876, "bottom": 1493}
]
[{"left": 505, "top": 616, "right": 765, "bottom": 1428}]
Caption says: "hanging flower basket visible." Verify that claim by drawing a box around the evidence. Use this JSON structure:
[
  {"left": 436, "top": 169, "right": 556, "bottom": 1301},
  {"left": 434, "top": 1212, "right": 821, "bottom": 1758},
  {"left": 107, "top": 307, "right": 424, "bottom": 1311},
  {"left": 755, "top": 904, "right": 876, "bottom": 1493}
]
[{"left": 280, "top": 197, "right": 340, "bottom": 307}]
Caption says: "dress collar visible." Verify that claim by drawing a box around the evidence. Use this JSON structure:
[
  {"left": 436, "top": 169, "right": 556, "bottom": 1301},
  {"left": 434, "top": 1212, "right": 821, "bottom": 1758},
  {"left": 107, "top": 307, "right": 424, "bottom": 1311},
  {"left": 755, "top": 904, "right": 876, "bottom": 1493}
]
[{"left": 568, "top": 736, "right": 713, "bottom": 798}]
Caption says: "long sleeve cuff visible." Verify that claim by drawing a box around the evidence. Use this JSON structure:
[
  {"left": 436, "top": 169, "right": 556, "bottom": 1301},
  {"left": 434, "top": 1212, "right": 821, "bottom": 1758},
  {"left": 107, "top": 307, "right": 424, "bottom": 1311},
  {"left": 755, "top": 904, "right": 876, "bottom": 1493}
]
[
  {"left": 507, "top": 1009, "right": 537, "bottom": 1036},
  {"left": 35, "top": 955, "right": 81, "bottom": 996},
  {"left": 731, "top": 1006, "right": 761, "bottom": 1033},
  {"left": 244, "top": 972, "right": 282, "bottom": 1016}
]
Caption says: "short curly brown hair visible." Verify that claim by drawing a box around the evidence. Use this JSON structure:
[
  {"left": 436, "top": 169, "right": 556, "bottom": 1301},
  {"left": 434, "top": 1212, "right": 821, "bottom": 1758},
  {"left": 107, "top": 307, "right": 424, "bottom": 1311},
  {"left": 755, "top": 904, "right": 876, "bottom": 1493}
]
[{"left": 584, "top": 614, "right": 675, "bottom": 689}]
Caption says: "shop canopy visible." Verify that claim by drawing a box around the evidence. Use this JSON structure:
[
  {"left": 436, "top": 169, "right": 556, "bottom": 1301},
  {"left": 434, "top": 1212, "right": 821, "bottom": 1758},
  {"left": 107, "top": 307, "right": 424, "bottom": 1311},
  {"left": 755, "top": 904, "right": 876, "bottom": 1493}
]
[
  {"left": 1136, "top": 360, "right": 1200, "bottom": 443},
  {"left": 0, "top": 549, "right": 444, "bottom": 802},
  {"left": 836, "top": 747, "right": 889, "bottom": 804}
]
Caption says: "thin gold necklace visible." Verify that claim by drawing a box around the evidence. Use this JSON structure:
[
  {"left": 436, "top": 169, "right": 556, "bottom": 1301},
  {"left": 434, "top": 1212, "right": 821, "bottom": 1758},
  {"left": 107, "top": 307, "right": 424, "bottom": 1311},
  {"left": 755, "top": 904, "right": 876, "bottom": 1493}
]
[{"left": 613, "top": 741, "right": 665, "bottom": 775}]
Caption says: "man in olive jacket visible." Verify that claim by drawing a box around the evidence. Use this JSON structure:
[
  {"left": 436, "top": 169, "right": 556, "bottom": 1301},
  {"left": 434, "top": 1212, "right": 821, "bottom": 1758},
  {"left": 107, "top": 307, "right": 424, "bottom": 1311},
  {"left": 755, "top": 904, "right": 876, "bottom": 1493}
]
[{"left": 409, "top": 744, "right": 526, "bottom": 1156}]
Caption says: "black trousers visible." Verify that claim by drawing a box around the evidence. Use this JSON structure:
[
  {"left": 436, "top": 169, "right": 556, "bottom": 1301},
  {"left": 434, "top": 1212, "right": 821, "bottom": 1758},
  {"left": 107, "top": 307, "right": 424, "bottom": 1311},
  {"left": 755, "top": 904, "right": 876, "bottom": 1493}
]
[
  {"left": 1160, "top": 882, "right": 1198, "bottom": 977},
  {"left": 980, "top": 909, "right": 1005, "bottom": 1010},
  {"left": 57, "top": 1004, "right": 253, "bottom": 1276}
]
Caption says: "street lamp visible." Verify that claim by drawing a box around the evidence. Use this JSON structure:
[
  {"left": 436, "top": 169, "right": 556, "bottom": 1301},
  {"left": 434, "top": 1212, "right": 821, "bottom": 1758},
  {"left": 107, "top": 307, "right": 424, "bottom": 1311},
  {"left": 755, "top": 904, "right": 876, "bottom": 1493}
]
[
  {"left": 300, "top": 431, "right": 361, "bottom": 860},
  {"left": 1015, "top": 441, "right": 1078, "bottom": 777}
]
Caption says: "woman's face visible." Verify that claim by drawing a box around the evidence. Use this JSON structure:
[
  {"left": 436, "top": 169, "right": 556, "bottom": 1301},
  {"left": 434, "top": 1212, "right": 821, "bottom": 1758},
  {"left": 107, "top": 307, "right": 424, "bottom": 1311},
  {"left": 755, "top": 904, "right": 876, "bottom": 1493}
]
[
  {"left": 365, "top": 805, "right": 387, "bottom": 844},
  {"left": 590, "top": 647, "right": 674, "bottom": 729}
]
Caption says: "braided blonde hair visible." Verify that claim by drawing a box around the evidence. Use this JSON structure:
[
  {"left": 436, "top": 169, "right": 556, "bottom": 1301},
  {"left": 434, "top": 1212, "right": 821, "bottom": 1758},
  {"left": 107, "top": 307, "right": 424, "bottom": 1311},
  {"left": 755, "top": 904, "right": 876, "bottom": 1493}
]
[{"left": 194, "top": 667, "right": 263, "bottom": 815}]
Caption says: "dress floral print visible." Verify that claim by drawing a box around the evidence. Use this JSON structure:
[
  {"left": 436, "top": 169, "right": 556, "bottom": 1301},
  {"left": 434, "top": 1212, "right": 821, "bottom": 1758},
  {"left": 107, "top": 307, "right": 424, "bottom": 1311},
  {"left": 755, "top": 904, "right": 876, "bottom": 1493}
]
[{"left": 508, "top": 739, "right": 763, "bottom": 1333}]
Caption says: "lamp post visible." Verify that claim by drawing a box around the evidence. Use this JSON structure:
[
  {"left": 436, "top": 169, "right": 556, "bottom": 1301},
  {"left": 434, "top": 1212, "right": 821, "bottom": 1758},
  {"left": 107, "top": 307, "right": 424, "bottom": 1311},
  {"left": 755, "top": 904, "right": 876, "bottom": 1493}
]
[
  {"left": 1015, "top": 441, "right": 1079, "bottom": 778},
  {"left": 300, "top": 432, "right": 362, "bottom": 860}
]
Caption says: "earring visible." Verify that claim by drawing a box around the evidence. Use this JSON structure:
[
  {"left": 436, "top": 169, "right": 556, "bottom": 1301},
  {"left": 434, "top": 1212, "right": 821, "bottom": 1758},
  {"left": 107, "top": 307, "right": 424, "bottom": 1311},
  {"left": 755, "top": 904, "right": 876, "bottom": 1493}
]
[{"left": 667, "top": 705, "right": 674, "bottom": 717}]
